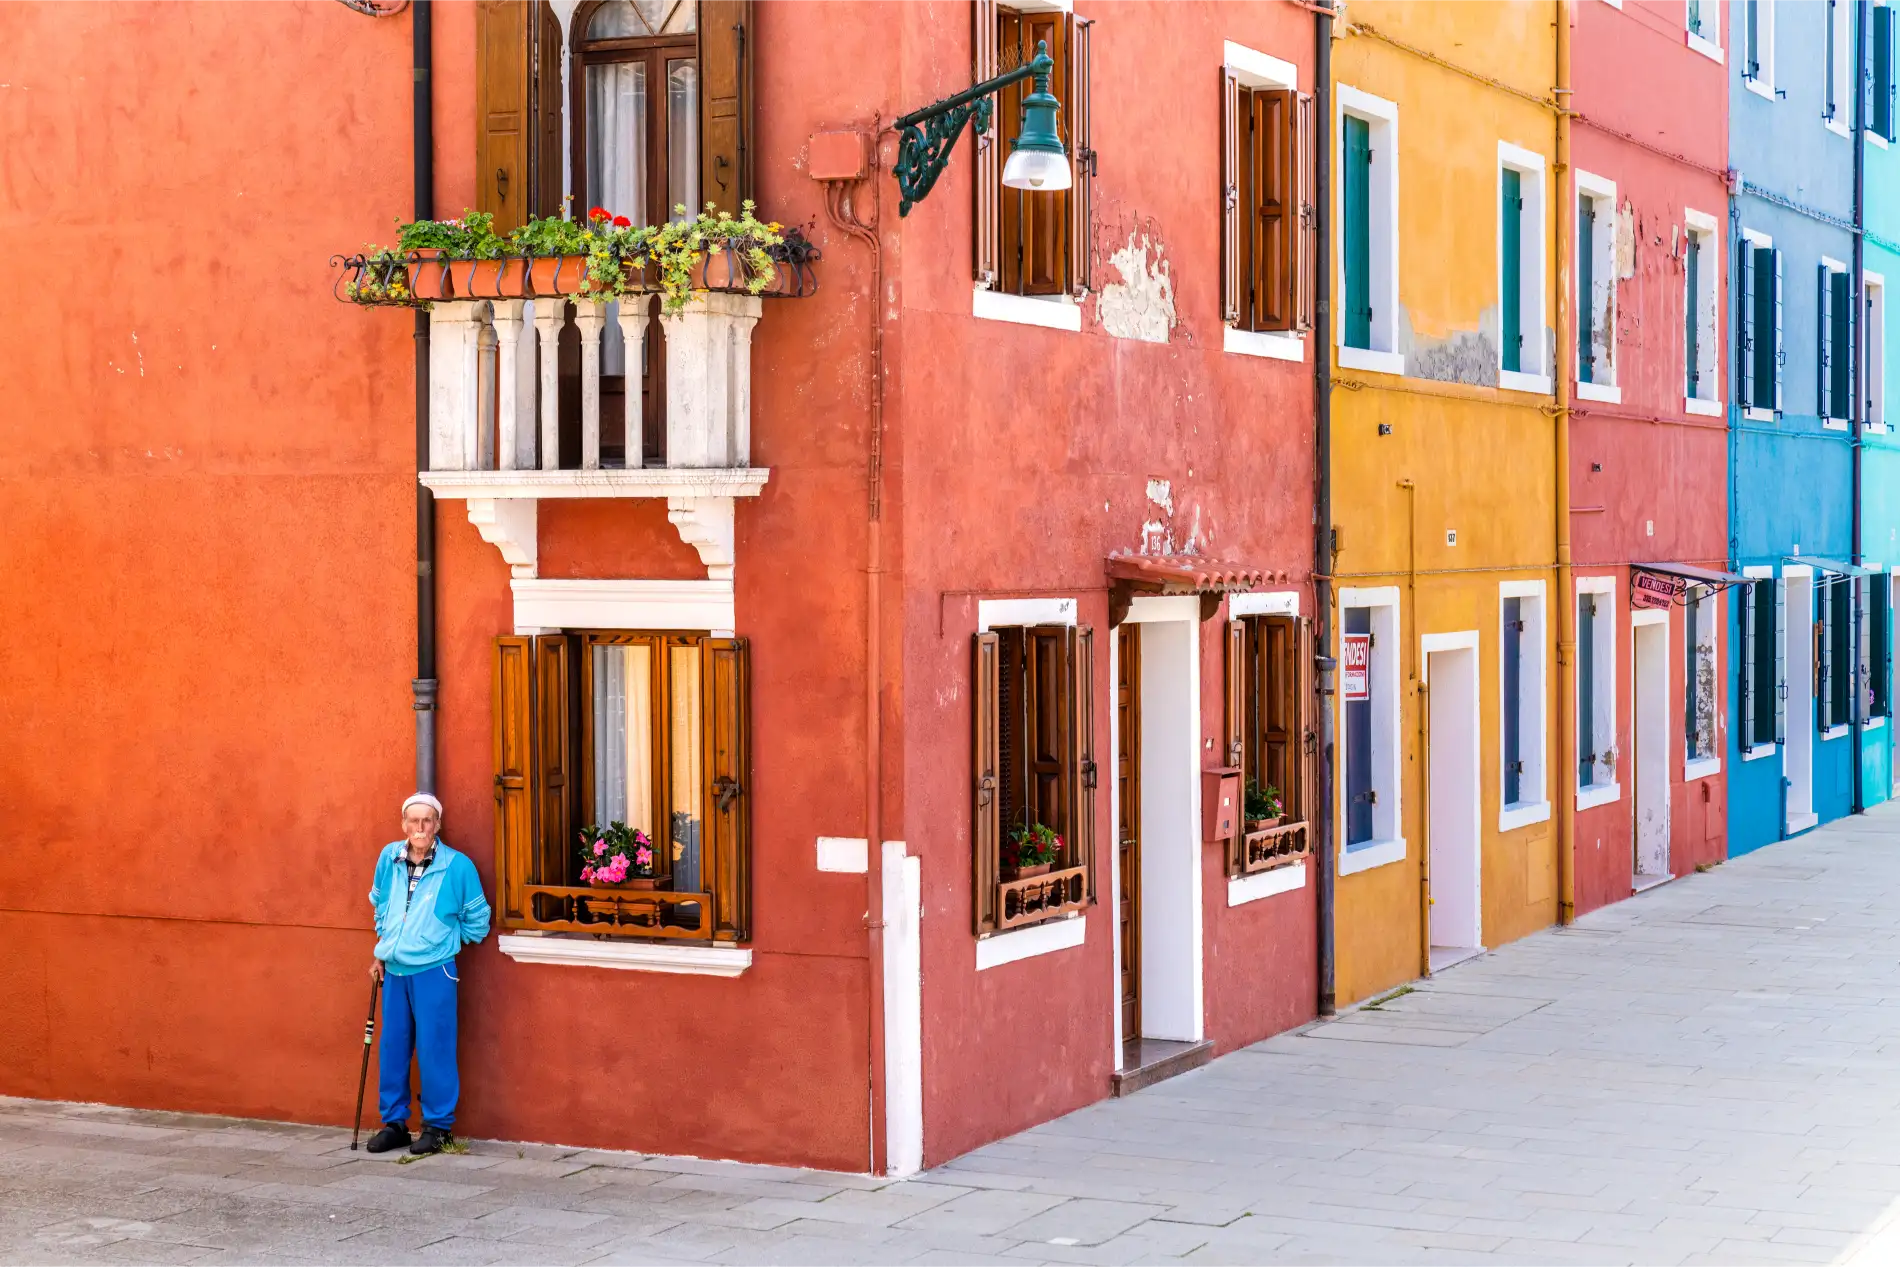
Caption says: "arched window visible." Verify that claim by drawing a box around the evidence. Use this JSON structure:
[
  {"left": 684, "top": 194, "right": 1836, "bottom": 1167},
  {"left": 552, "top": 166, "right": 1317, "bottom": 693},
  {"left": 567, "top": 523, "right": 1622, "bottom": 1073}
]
[{"left": 573, "top": 0, "right": 700, "bottom": 230}]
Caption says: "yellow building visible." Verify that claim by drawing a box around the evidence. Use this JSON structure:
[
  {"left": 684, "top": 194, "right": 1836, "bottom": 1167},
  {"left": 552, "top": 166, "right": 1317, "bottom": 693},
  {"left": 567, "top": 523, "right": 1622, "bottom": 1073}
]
[{"left": 1327, "top": 1, "right": 1565, "bottom": 1003}]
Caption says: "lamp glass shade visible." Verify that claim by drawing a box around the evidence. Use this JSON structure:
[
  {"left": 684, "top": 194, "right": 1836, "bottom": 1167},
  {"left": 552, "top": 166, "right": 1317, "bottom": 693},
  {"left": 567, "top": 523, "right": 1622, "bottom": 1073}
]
[{"left": 1002, "top": 148, "right": 1072, "bottom": 191}]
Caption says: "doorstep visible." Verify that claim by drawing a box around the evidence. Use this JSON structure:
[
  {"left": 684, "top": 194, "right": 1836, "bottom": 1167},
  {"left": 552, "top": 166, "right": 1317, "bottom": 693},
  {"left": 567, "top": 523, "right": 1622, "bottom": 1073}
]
[
  {"left": 1632, "top": 871, "right": 1674, "bottom": 894},
  {"left": 1112, "top": 1038, "right": 1214, "bottom": 1097},
  {"left": 1430, "top": 945, "right": 1485, "bottom": 974}
]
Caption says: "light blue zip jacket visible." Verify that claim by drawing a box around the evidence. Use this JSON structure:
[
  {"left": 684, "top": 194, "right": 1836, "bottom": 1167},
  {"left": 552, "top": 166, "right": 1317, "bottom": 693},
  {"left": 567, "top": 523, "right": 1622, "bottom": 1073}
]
[{"left": 369, "top": 840, "right": 492, "bottom": 975}]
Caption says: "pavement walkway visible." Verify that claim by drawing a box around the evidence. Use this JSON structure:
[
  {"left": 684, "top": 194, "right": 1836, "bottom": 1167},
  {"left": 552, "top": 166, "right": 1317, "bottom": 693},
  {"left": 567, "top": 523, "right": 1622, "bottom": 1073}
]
[{"left": 9, "top": 806, "right": 1900, "bottom": 1265}]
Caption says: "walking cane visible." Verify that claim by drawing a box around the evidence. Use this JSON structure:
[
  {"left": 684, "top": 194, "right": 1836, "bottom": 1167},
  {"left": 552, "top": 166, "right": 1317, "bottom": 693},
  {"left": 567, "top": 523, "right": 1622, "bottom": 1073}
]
[{"left": 349, "top": 975, "right": 382, "bottom": 1150}]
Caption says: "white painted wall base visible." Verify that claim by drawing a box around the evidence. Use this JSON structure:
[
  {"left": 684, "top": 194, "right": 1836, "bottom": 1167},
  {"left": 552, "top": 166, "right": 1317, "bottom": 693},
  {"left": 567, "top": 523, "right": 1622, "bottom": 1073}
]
[
  {"left": 496, "top": 934, "right": 751, "bottom": 976},
  {"left": 880, "top": 841, "right": 922, "bottom": 1178},
  {"left": 975, "top": 916, "right": 1086, "bottom": 970}
]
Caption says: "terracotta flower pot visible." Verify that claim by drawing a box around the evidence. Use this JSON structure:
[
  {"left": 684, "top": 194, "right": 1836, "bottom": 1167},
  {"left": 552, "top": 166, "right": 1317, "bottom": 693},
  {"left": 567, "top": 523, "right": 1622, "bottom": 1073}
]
[
  {"left": 406, "top": 249, "right": 452, "bottom": 301},
  {"left": 688, "top": 248, "right": 786, "bottom": 296},
  {"left": 457, "top": 257, "right": 528, "bottom": 299},
  {"left": 1001, "top": 862, "right": 1053, "bottom": 882},
  {"left": 1248, "top": 816, "right": 1284, "bottom": 832},
  {"left": 530, "top": 254, "right": 595, "bottom": 298}
]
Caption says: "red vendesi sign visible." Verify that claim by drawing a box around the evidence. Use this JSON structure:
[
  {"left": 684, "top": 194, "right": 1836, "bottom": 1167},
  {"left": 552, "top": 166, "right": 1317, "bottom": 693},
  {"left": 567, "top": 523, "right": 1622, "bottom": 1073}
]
[
  {"left": 1342, "top": 634, "right": 1371, "bottom": 701},
  {"left": 1631, "top": 570, "right": 1684, "bottom": 611}
]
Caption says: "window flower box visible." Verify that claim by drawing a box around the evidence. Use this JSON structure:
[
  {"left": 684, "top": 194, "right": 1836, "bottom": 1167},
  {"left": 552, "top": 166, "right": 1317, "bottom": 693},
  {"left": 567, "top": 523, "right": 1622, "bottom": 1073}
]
[{"left": 406, "top": 248, "right": 453, "bottom": 301}]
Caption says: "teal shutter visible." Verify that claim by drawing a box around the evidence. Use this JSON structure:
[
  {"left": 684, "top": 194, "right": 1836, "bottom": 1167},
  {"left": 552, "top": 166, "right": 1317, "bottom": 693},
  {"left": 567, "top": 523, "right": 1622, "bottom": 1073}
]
[
  {"left": 1502, "top": 168, "right": 1523, "bottom": 374},
  {"left": 1768, "top": 247, "right": 1785, "bottom": 414},
  {"left": 1820, "top": 265, "right": 1836, "bottom": 420},
  {"left": 1877, "top": 6, "right": 1895, "bottom": 142},
  {"left": 1821, "top": 578, "right": 1835, "bottom": 732},
  {"left": 1738, "top": 242, "right": 1755, "bottom": 408},
  {"left": 1578, "top": 593, "right": 1596, "bottom": 784},
  {"left": 1685, "top": 236, "right": 1701, "bottom": 396},
  {"left": 1775, "top": 577, "right": 1788, "bottom": 743},
  {"left": 1578, "top": 202, "right": 1596, "bottom": 383},
  {"left": 1832, "top": 269, "right": 1852, "bottom": 421},
  {"left": 1741, "top": 583, "right": 1757, "bottom": 747},
  {"left": 1343, "top": 115, "right": 1372, "bottom": 350}
]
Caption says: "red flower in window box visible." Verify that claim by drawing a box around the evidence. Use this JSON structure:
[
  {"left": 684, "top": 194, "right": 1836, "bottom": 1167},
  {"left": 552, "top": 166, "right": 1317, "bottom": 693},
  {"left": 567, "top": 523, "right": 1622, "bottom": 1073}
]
[{"left": 1002, "top": 821, "right": 1062, "bottom": 880}]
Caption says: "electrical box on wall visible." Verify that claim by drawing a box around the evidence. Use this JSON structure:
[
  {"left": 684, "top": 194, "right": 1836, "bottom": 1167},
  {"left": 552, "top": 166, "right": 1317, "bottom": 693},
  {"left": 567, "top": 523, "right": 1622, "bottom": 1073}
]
[{"left": 807, "top": 130, "right": 871, "bottom": 181}]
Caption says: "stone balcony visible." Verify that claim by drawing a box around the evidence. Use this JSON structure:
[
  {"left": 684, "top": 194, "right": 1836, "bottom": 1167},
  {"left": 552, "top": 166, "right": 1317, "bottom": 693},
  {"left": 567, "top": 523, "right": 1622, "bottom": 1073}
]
[{"left": 417, "top": 291, "right": 772, "bottom": 582}]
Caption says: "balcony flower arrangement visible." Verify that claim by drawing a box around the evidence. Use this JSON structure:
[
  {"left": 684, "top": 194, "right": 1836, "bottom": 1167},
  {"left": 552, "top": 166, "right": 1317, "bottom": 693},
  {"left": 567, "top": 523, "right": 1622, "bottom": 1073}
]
[
  {"left": 1245, "top": 779, "right": 1282, "bottom": 831},
  {"left": 578, "top": 821, "right": 663, "bottom": 891},
  {"left": 1003, "top": 821, "right": 1062, "bottom": 881}
]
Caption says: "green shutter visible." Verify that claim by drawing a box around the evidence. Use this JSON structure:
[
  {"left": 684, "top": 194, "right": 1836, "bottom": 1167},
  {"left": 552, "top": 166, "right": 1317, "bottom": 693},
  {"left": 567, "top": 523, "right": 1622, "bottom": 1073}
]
[
  {"left": 1578, "top": 202, "right": 1596, "bottom": 384},
  {"left": 1578, "top": 593, "right": 1596, "bottom": 785},
  {"left": 1344, "top": 115, "right": 1372, "bottom": 350},
  {"left": 1738, "top": 242, "right": 1755, "bottom": 408},
  {"left": 1832, "top": 268, "right": 1852, "bottom": 421},
  {"left": 1877, "top": 6, "right": 1895, "bottom": 142},
  {"left": 1502, "top": 168, "right": 1523, "bottom": 375},
  {"left": 1821, "top": 264, "right": 1836, "bottom": 420}
]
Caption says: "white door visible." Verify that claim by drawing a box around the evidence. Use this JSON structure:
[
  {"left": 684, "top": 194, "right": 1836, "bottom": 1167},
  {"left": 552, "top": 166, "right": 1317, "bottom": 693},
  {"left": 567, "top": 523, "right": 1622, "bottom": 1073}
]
[
  {"left": 1427, "top": 645, "right": 1482, "bottom": 952},
  {"left": 1784, "top": 573, "right": 1815, "bottom": 832},
  {"left": 1633, "top": 615, "right": 1671, "bottom": 881}
]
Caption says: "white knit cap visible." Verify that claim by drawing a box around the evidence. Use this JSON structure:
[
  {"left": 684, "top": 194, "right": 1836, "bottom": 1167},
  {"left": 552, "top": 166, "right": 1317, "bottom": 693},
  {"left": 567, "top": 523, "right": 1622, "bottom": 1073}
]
[{"left": 401, "top": 792, "right": 444, "bottom": 819}]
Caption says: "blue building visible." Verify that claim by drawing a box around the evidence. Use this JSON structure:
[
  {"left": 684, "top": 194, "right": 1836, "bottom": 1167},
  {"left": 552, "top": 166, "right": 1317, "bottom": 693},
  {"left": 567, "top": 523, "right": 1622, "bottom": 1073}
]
[
  {"left": 1861, "top": 1, "right": 1899, "bottom": 810},
  {"left": 1727, "top": 0, "right": 1872, "bottom": 852}
]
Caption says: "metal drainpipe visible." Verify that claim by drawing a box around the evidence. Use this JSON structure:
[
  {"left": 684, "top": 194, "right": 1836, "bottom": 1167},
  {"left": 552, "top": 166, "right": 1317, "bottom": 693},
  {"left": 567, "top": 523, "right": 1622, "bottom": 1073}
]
[
  {"left": 1313, "top": 0, "right": 1338, "bottom": 1018},
  {"left": 1553, "top": 1, "right": 1577, "bottom": 923},
  {"left": 413, "top": 0, "right": 438, "bottom": 794},
  {"left": 1852, "top": 0, "right": 1867, "bottom": 816}
]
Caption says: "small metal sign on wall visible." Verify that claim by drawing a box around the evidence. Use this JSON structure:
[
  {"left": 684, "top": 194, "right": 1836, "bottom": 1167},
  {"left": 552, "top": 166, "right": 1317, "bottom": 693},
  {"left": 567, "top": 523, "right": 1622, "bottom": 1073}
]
[
  {"left": 1342, "top": 633, "right": 1371, "bottom": 701},
  {"left": 1631, "top": 569, "right": 1685, "bottom": 611}
]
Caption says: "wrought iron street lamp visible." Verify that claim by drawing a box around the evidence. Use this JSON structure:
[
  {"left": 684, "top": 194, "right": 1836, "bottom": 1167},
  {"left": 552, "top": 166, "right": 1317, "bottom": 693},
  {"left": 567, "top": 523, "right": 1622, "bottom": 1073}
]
[{"left": 893, "top": 40, "right": 1069, "bottom": 217}]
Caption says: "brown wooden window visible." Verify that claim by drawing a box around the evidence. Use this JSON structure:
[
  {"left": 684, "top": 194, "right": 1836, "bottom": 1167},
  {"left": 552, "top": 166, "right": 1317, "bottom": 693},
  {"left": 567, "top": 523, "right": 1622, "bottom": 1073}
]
[
  {"left": 972, "top": 625, "right": 1097, "bottom": 933},
  {"left": 1221, "top": 70, "right": 1313, "bottom": 333},
  {"left": 1222, "top": 614, "right": 1312, "bottom": 875},
  {"left": 973, "top": 2, "right": 1094, "bottom": 298},
  {"left": 493, "top": 631, "right": 750, "bottom": 941}
]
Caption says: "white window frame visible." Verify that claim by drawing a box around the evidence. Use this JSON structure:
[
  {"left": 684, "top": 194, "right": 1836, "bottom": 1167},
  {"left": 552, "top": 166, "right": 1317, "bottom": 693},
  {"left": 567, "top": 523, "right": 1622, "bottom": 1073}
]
[
  {"left": 1576, "top": 170, "right": 1620, "bottom": 403},
  {"left": 1685, "top": 208, "right": 1722, "bottom": 415},
  {"left": 1498, "top": 581, "right": 1551, "bottom": 831},
  {"left": 1823, "top": 255, "right": 1851, "bottom": 431},
  {"left": 1741, "top": 226, "right": 1777, "bottom": 423},
  {"left": 1743, "top": 0, "right": 1776, "bottom": 99},
  {"left": 1223, "top": 43, "right": 1307, "bottom": 364},
  {"left": 1686, "top": 0, "right": 1723, "bottom": 61},
  {"left": 1826, "top": 0, "right": 1853, "bottom": 137},
  {"left": 1684, "top": 585, "right": 1723, "bottom": 779},
  {"left": 1868, "top": 270, "right": 1888, "bottom": 432},
  {"left": 1336, "top": 85, "right": 1404, "bottom": 377},
  {"left": 1576, "top": 575, "right": 1622, "bottom": 810},
  {"left": 1338, "top": 586, "right": 1405, "bottom": 875},
  {"left": 1741, "top": 565, "right": 1779, "bottom": 759},
  {"left": 1497, "top": 141, "right": 1551, "bottom": 394}
]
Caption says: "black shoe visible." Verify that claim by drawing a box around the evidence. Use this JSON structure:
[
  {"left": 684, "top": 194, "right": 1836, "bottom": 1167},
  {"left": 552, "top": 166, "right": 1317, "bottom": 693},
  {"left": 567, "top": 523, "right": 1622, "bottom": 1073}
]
[
  {"left": 364, "top": 1123, "right": 411, "bottom": 1154},
  {"left": 409, "top": 1125, "right": 451, "bottom": 1156}
]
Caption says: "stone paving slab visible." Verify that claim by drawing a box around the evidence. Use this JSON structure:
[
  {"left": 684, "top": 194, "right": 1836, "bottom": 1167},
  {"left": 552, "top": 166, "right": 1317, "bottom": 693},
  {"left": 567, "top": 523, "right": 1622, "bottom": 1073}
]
[{"left": 11, "top": 807, "right": 1900, "bottom": 1263}]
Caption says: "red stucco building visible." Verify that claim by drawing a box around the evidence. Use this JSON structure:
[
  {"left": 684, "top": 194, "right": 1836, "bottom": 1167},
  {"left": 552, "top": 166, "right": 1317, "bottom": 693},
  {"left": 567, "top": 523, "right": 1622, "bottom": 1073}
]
[
  {"left": 1566, "top": 0, "right": 1734, "bottom": 915},
  {"left": 0, "top": 0, "right": 1324, "bottom": 1172}
]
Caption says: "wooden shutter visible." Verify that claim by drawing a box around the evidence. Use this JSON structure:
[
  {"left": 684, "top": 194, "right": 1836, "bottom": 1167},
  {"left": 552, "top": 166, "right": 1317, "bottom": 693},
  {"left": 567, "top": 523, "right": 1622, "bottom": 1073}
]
[
  {"left": 1296, "top": 616, "right": 1314, "bottom": 824},
  {"left": 1067, "top": 16, "right": 1093, "bottom": 297},
  {"left": 999, "top": 9, "right": 1069, "bottom": 296},
  {"left": 1775, "top": 576, "right": 1788, "bottom": 742},
  {"left": 1025, "top": 625, "right": 1072, "bottom": 831},
  {"left": 1224, "top": 619, "right": 1246, "bottom": 767},
  {"left": 1295, "top": 91, "right": 1314, "bottom": 333},
  {"left": 703, "top": 637, "right": 751, "bottom": 941},
  {"left": 1773, "top": 247, "right": 1786, "bottom": 414},
  {"left": 1254, "top": 88, "right": 1301, "bottom": 332},
  {"left": 1738, "top": 242, "right": 1756, "bottom": 409},
  {"left": 536, "top": 632, "right": 573, "bottom": 891},
  {"left": 493, "top": 635, "right": 537, "bottom": 925},
  {"left": 1820, "top": 265, "right": 1836, "bottom": 420},
  {"left": 1072, "top": 624, "right": 1097, "bottom": 899},
  {"left": 476, "top": 0, "right": 532, "bottom": 233},
  {"left": 973, "top": 0, "right": 1000, "bottom": 286},
  {"left": 973, "top": 631, "right": 1001, "bottom": 934},
  {"left": 1741, "top": 583, "right": 1757, "bottom": 745},
  {"left": 699, "top": 0, "right": 753, "bottom": 215},
  {"left": 1264, "top": 616, "right": 1297, "bottom": 817},
  {"left": 532, "top": 1, "right": 563, "bottom": 219},
  {"left": 1221, "top": 70, "right": 1242, "bottom": 326}
]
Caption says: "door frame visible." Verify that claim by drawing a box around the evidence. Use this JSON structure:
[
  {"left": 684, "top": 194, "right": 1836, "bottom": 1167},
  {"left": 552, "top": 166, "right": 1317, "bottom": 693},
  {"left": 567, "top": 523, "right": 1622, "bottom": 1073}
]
[
  {"left": 1783, "top": 564, "right": 1816, "bottom": 834},
  {"left": 1631, "top": 607, "right": 1672, "bottom": 880},
  {"left": 1107, "top": 595, "right": 1204, "bottom": 1064},
  {"left": 1116, "top": 622, "right": 1141, "bottom": 1051},
  {"left": 1422, "top": 631, "right": 1482, "bottom": 953}
]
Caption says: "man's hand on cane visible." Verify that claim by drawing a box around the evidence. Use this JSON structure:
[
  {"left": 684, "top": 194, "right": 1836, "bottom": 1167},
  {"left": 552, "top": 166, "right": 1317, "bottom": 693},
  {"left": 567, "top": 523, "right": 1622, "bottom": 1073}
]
[{"left": 369, "top": 959, "right": 385, "bottom": 983}]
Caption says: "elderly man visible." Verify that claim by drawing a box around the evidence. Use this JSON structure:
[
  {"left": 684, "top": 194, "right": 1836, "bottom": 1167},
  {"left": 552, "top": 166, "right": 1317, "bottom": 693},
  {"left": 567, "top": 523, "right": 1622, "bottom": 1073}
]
[{"left": 364, "top": 793, "right": 491, "bottom": 1156}]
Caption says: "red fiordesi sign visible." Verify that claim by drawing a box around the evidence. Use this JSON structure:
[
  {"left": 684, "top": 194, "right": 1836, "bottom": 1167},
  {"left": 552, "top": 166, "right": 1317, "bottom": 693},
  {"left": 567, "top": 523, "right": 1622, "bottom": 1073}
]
[
  {"left": 1631, "top": 570, "right": 1684, "bottom": 610},
  {"left": 1342, "top": 634, "right": 1371, "bottom": 701}
]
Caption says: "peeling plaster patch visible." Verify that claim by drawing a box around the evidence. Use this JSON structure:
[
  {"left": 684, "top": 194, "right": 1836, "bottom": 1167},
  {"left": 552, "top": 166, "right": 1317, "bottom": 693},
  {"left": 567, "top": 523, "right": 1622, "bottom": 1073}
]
[
  {"left": 1400, "top": 305, "right": 1500, "bottom": 387},
  {"left": 1146, "top": 478, "right": 1173, "bottom": 515},
  {"left": 1615, "top": 200, "right": 1636, "bottom": 280},
  {"left": 1096, "top": 233, "right": 1176, "bottom": 343}
]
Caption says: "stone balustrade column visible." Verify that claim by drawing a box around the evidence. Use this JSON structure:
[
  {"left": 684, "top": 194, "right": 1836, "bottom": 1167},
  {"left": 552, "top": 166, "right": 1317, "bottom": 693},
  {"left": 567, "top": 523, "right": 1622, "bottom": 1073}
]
[
  {"left": 426, "top": 301, "right": 485, "bottom": 471},
  {"left": 491, "top": 300, "right": 526, "bottom": 472},
  {"left": 574, "top": 300, "right": 607, "bottom": 471},
  {"left": 532, "top": 300, "right": 566, "bottom": 471},
  {"left": 616, "top": 294, "right": 654, "bottom": 470},
  {"left": 662, "top": 292, "right": 762, "bottom": 468}
]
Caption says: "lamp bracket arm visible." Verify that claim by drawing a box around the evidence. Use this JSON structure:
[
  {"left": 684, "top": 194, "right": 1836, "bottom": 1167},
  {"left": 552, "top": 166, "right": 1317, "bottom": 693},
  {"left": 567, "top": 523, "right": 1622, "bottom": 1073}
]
[{"left": 892, "top": 46, "right": 1054, "bottom": 218}]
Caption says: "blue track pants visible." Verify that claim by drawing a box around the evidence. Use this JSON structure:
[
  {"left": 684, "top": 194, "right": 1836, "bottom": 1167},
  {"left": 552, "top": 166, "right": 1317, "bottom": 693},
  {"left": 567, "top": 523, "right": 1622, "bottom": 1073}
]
[{"left": 377, "top": 961, "right": 459, "bottom": 1131}]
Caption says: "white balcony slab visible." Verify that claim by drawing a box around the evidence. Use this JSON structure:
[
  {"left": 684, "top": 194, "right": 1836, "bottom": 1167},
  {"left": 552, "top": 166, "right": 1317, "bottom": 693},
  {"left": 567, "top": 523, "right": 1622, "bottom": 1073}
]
[{"left": 418, "top": 468, "right": 770, "bottom": 500}]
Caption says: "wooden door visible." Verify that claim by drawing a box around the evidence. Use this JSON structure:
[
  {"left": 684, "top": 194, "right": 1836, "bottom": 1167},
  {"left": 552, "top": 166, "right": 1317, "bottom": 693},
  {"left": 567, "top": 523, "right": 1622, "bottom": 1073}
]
[{"left": 1117, "top": 624, "right": 1141, "bottom": 1045}]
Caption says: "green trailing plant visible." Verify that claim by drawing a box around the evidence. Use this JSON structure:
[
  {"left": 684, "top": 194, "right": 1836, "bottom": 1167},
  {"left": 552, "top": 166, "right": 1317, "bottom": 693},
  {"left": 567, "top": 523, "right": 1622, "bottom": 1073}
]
[
  {"left": 1245, "top": 778, "right": 1282, "bottom": 822},
  {"left": 342, "top": 247, "right": 413, "bottom": 305},
  {"left": 396, "top": 210, "right": 506, "bottom": 259}
]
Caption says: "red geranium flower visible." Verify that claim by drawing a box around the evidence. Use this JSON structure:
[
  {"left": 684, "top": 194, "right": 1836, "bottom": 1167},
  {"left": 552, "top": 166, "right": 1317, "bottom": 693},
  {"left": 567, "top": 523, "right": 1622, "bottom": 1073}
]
[
  {"left": 588, "top": 206, "right": 611, "bottom": 222},
  {"left": 612, "top": 215, "right": 632, "bottom": 228}
]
